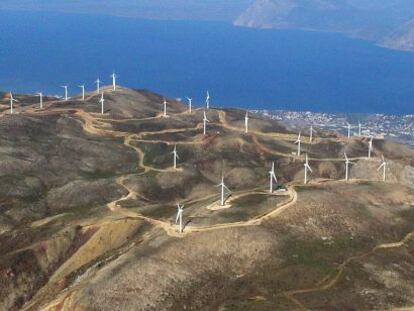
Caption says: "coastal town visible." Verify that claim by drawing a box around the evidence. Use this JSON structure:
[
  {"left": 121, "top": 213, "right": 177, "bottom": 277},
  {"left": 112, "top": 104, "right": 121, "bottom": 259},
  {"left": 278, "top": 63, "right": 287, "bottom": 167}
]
[{"left": 256, "top": 110, "right": 414, "bottom": 146}]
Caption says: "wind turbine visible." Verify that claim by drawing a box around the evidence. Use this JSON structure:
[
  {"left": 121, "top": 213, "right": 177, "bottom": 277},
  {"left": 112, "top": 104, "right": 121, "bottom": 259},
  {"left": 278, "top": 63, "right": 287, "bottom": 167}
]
[
  {"left": 99, "top": 92, "right": 105, "bottom": 115},
  {"left": 217, "top": 175, "right": 231, "bottom": 206},
  {"left": 9, "top": 92, "right": 18, "bottom": 114},
  {"left": 368, "top": 136, "right": 373, "bottom": 158},
  {"left": 269, "top": 161, "right": 278, "bottom": 193},
  {"left": 37, "top": 92, "right": 43, "bottom": 109},
  {"left": 110, "top": 72, "right": 117, "bottom": 91},
  {"left": 95, "top": 78, "right": 101, "bottom": 94},
  {"left": 175, "top": 203, "right": 184, "bottom": 233},
  {"left": 358, "top": 121, "right": 362, "bottom": 136},
  {"left": 203, "top": 110, "right": 209, "bottom": 136},
  {"left": 78, "top": 85, "right": 85, "bottom": 101},
  {"left": 377, "top": 156, "right": 387, "bottom": 182},
  {"left": 163, "top": 98, "right": 168, "bottom": 117},
  {"left": 245, "top": 111, "right": 249, "bottom": 134},
  {"left": 310, "top": 125, "right": 314, "bottom": 143},
  {"left": 295, "top": 132, "right": 302, "bottom": 156},
  {"left": 304, "top": 153, "right": 313, "bottom": 184},
  {"left": 171, "top": 144, "right": 179, "bottom": 169},
  {"left": 344, "top": 152, "right": 353, "bottom": 181},
  {"left": 186, "top": 97, "right": 192, "bottom": 113},
  {"left": 347, "top": 123, "right": 351, "bottom": 139},
  {"left": 205, "top": 91, "right": 210, "bottom": 110},
  {"left": 61, "top": 85, "right": 68, "bottom": 101}
]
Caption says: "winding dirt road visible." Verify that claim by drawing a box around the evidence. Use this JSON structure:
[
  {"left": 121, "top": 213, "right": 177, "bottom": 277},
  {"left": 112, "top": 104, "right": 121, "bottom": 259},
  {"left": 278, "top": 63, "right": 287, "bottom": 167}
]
[{"left": 8, "top": 88, "right": 401, "bottom": 311}]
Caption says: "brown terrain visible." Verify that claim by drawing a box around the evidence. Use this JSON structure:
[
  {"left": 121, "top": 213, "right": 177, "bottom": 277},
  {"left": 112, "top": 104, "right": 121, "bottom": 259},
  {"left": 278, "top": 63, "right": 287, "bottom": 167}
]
[{"left": 0, "top": 86, "right": 414, "bottom": 310}]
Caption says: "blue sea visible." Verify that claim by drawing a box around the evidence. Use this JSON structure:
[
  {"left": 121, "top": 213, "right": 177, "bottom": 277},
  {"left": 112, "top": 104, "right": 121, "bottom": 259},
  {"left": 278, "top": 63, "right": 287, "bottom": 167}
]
[{"left": 1, "top": 11, "right": 414, "bottom": 114}]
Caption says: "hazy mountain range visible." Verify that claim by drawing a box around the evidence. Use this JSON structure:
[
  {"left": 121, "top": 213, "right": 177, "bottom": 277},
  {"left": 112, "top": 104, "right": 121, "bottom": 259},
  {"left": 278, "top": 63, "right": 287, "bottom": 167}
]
[
  {"left": 234, "top": 0, "right": 414, "bottom": 51},
  {"left": 0, "top": 0, "right": 252, "bottom": 21},
  {"left": 2, "top": 0, "right": 414, "bottom": 51}
]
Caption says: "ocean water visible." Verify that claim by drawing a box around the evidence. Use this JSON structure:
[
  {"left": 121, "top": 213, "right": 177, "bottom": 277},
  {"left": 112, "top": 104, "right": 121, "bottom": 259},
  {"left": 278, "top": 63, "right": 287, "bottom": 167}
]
[{"left": 1, "top": 10, "right": 414, "bottom": 114}]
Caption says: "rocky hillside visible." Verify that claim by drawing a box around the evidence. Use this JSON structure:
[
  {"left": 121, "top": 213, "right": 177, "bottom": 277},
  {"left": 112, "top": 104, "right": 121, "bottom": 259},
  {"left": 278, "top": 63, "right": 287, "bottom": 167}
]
[
  {"left": 234, "top": 0, "right": 414, "bottom": 51},
  {"left": 0, "top": 87, "right": 414, "bottom": 310}
]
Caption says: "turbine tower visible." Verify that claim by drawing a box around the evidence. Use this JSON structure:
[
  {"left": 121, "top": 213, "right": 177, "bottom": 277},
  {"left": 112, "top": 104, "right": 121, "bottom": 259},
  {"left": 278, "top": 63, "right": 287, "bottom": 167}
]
[
  {"left": 304, "top": 153, "right": 313, "bottom": 184},
  {"left": 95, "top": 78, "right": 101, "bottom": 94},
  {"left": 175, "top": 203, "right": 184, "bottom": 233},
  {"left": 344, "top": 152, "right": 353, "bottom": 181},
  {"left": 9, "top": 92, "right": 17, "bottom": 114},
  {"left": 37, "top": 92, "right": 43, "bottom": 109},
  {"left": 186, "top": 97, "right": 192, "bottom": 113},
  {"left": 269, "top": 161, "right": 278, "bottom": 193},
  {"left": 99, "top": 92, "right": 105, "bottom": 115},
  {"left": 368, "top": 136, "right": 373, "bottom": 158},
  {"left": 358, "top": 121, "right": 362, "bottom": 136},
  {"left": 203, "top": 110, "right": 209, "bottom": 136},
  {"left": 217, "top": 175, "right": 231, "bottom": 206},
  {"left": 295, "top": 132, "right": 302, "bottom": 157},
  {"left": 61, "top": 85, "right": 68, "bottom": 101},
  {"left": 378, "top": 156, "right": 387, "bottom": 182},
  {"left": 110, "top": 72, "right": 117, "bottom": 91},
  {"left": 171, "top": 145, "right": 179, "bottom": 169},
  {"left": 205, "top": 91, "right": 210, "bottom": 110},
  {"left": 78, "top": 85, "right": 85, "bottom": 101},
  {"left": 245, "top": 111, "right": 249, "bottom": 134},
  {"left": 163, "top": 98, "right": 168, "bottom": 117},
  {"left": 347, "top": 123, "right": 351, "bottom": 139},
  {"left": 309, "top": 125, "right": 314, "bottom": 143}
]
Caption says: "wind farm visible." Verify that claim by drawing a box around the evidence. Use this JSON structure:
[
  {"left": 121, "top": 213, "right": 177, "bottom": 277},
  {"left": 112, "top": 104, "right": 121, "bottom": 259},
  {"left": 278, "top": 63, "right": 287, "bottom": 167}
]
[{"left": 0, "top": 81, "right": 414, "bottom": 311}]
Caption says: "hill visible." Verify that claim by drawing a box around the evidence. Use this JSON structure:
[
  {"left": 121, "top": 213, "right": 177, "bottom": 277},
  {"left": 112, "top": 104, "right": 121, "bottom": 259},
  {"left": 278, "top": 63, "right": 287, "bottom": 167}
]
[
  {"left": 0, "top": 87, "right": 414, "bottom": 310},
  {"left": 234, "top": 0, "right": 414, "bottom": 51}
]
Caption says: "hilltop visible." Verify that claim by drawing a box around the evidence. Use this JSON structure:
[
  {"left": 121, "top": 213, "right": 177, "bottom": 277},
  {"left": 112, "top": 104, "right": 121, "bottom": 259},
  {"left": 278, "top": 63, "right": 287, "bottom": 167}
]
[{"left": 0, "top": 87, "right": 414, "bottom": 310}]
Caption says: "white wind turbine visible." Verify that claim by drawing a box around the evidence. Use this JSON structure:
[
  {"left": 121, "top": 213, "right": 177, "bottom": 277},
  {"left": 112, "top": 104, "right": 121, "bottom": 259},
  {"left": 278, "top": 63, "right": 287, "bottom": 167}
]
[
  {"left": 344, "top": 152, "right": 353, "bottom": 181},
  {"left": 217, "top": 175, "right": 231, "bottom": 206},
  {"left": 358, "top": 121, "right": 362, "bottom": 136},
  {"left": 186, "top": 97, "right": 192, "bottom": 113},
  {"left": 110, "top": 72, "right": 117, "bottom": 91},
  {"left": 78, "top": 85, "right": 85, "bottom": 101},
  {"left": 295, "top": 132, "right": 302, "bottom": 156},
  {"left": 175, "top": 203, "right": 184, "bottom": 233},
  {"left": 368, "top": 136, "right": 373, "bottom": 158},
  {"left": 95, "top": 78, "right": 101, "bottom": 94},
  {"left": 203, "top": 110, "right": 209, "bottom": 136},
  {"left": 61, "top": 85, "right": 68, "bottom": 101},
  {"left": 163, "top": 98, "right": 168, "bottom": 117},
  {"left": 269, "top": 161, "right": 278, "bottom": 193},
  {"left": 347, "top": 123, "right": 352, "bottom": 139},
  {"left": 377, "top": 156, "right": 387, "bottom": 182},
  {"left": 304, "top": 153, "right": 313, "bottom": 184},
  {"left": 171, "top": 144, "right": 179, "bottom": 169},
  {"left": 37, "top": 92, "right": 43, "bottom": 109},
  {"left": 99, "top": 92, "right": 105, "bottom": 115},
  {"left": 245, "top": 111, "right": 249, "bottom": 134},
  {"left": 205, "top": 91, "right": 210, "bottom": 110},
  {"left": 9, "top": 92, "right": 18, "bottom": 114}
]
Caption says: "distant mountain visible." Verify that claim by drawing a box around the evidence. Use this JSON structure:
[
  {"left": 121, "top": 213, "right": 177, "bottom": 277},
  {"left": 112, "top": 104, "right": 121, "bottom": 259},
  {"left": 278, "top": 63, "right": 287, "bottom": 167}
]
[
  {"left": 234, "top": 0, "right": 414, "bottom": 51},
  {"left": 381, "top": 19, "right": 414, "bottom": 51},
  {"left": 0, "top": 0, "right": 253, "bottom": 21}
]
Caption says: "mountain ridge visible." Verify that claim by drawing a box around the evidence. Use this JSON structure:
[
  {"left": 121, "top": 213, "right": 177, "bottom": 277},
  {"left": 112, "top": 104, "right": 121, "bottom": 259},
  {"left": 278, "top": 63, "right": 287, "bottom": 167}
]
[
  {"left": 234, "top": 0, "right": 414, "bottom": 51},
  {"left": 1, "top": 86, "right": 414, "bottom": 310}
]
